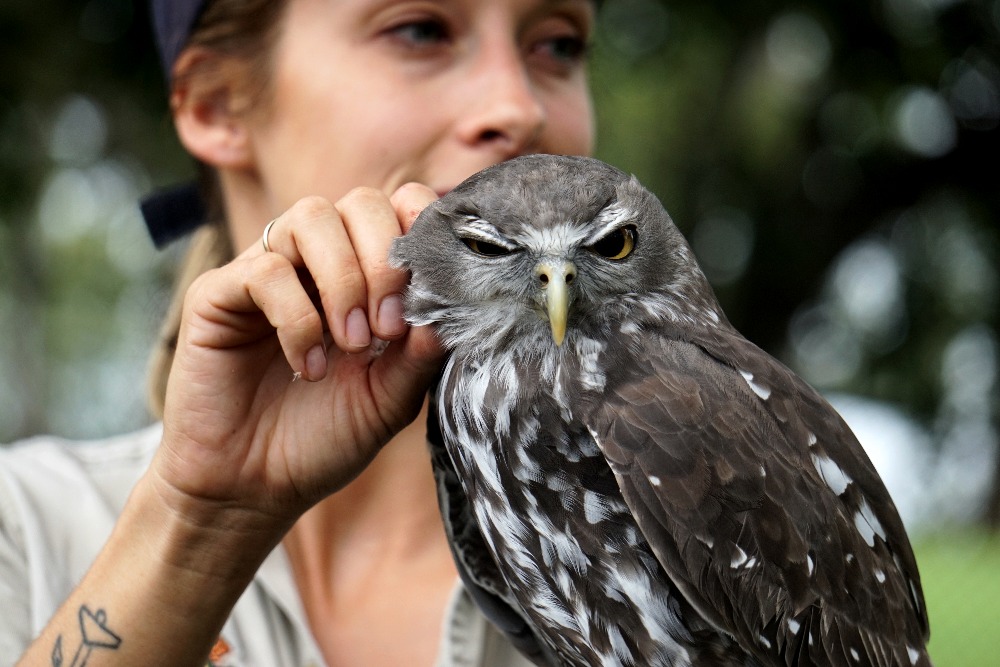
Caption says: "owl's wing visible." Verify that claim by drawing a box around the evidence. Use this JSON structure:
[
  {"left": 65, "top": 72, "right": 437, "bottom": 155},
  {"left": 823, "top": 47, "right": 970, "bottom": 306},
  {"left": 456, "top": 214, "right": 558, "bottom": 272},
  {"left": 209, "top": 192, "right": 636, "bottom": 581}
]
[
  {"left": 426, "top": 381, "right": 556, "bottom": 666},
  {"left": 584, "top": 330, "right": 931, "bottom": 666}
]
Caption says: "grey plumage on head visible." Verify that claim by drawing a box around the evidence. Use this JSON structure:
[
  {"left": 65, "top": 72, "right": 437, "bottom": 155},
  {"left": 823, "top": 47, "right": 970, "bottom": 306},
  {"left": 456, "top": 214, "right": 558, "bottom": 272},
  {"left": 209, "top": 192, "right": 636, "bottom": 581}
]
[
  {"left": 390, "top": 154, "right": 715, "bottom": 355},
  {"left": 391, "top": 154, "right": 931, "bottom": 667}
]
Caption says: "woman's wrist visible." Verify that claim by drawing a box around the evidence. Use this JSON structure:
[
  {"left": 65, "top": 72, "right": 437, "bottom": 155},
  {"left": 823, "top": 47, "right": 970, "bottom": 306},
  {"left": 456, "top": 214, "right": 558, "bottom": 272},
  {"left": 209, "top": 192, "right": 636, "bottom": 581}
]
[
  {"left": 16, "top": 463, "right": 291, "bottom": 667},
  {"left": 137, "top": 462, "right": 295, "bottom": 586}
]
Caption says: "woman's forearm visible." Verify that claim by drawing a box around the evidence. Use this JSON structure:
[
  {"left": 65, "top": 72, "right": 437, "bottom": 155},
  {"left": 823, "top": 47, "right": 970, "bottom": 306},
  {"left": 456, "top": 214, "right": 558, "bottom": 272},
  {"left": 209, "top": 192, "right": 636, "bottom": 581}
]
[{"left": 16, "top": 470, "right": 288, "bottom": 667}]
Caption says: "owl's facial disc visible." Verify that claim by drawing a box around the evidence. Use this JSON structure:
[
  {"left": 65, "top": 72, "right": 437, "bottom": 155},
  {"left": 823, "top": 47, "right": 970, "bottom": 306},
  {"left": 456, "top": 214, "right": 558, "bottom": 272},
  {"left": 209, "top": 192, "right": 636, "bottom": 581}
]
[{"left": 535, "top": 259, "right": 576, "bottom": 346}]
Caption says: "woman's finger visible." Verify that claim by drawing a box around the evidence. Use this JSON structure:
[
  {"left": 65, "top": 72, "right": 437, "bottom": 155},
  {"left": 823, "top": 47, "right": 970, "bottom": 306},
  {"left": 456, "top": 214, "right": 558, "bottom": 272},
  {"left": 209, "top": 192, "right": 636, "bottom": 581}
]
[
  {"left": 257, "top": 196, "right": 373, "bottom": 354},
  {"left": 184, "top": 250, "right": 328, "bottom": 381},
  {"left": 335, "top": 187, "right": 417, "bottom": 341},
  {"left": 391, "top": 182, "right": 438, "bottom": 234}
]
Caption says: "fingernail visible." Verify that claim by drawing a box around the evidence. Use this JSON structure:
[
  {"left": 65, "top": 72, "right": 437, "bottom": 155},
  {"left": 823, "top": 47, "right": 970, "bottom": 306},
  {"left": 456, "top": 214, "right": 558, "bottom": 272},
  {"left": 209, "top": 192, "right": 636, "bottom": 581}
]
[
  {"left": 346, "top": 308, "right": 371, "bottom": 349},
  {"left": 377, "top": 294, "right": 406, "bottom": 337},
  {"left": 305, "top": 344, "right": 327, "bottom": 381}
]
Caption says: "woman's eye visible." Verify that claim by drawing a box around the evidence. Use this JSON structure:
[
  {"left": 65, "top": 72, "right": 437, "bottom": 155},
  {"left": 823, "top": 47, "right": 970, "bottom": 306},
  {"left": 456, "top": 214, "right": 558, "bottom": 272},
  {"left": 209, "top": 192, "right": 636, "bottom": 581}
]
[
  {"left": 387, "top": 18, "right": 450, "bottom": 48},
  {"left": 462, "top": 238, "right": 514, "bottom": 257},
  {"left": 588, "top": 226, "right": 636, "bottom": 260},
  {"left": 537, "top": 35, "right": 589, "bottom": 65},
  {"left": 526, "top": 15, "right": 592, "bottom": 75}
]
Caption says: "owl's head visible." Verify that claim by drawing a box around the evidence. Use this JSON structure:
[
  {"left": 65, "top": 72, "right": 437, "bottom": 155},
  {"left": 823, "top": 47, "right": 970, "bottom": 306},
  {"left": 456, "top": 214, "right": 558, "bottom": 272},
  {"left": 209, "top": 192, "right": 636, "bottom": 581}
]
[{"left": 390, "top": 155, "right": 718, "bottom": 353}]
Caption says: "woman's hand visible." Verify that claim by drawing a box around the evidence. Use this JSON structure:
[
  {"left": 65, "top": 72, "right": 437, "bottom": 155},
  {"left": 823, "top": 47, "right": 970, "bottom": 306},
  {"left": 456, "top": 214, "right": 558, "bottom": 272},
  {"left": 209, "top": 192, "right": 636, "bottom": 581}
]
[{"left": 154, "top": 183, "right": 443, "bottom": 530}]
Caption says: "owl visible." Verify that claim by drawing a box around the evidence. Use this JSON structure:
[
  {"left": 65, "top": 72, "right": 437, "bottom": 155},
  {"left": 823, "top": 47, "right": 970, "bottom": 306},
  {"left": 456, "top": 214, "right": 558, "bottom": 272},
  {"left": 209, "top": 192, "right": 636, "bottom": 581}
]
[{"left": 389, "top": 155, "right": 931, "bottom": 666}]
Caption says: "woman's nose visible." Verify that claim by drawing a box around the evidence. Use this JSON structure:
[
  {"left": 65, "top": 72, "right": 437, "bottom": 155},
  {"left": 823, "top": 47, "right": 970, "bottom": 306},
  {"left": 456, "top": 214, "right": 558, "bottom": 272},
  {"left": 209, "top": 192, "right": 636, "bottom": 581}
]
[{"left": 455, "top": 39, "right": 547, "bottom": 156}]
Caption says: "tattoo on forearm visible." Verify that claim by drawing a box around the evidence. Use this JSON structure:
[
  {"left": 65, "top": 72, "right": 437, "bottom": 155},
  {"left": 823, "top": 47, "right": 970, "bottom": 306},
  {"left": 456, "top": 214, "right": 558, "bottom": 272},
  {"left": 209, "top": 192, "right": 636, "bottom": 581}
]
[{"left": 52, "top": 605, "right": 122, "bottom": 666}]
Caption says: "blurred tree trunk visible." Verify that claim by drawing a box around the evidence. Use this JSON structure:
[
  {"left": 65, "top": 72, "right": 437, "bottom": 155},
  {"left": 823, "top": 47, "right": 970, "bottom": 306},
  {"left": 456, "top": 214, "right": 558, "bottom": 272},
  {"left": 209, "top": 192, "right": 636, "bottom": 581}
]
[{"left": 986, "top": 456, "right": 1000, "bottom": 531}]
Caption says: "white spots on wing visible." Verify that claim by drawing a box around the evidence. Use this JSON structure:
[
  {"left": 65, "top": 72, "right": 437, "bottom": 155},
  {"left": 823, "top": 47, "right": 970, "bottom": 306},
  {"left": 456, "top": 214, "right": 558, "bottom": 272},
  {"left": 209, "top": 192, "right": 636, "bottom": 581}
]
[
  {"left": 759, "top": 635, "right": 772, "bottom": 649},
  {"left": 558, "top": 486, "right": 579, "bottom": 512},
  {"left": 562, "top": 429, "right": 600, "bottom": 460},
  {"left": 513, "top": 441, "right": 543, "bottom": 484},
  {"left": 875, "top": 569, "right": 886, "bottom": 583},
  {"left": 908, "top": 646, "right": 921, "bottom": 664},
  {"left": 697, "top": 533, "right": 715, "bottom": 549},
  {"left": 463, "top": 362, "right": 492, "bottom": 424},
  {"left": 583, "top": 490, "right": 610, "bottom": 524},
  {"left": 787, "top": 618, "right": 801, "bottom": 635},
  {"left": 807, "top": 432, "right": 818, "bottom": 447},
  {"left": 575, "top": 336, "right": 606, "bottom": 391},
  {"left": 626, "top": 291, "right": 702, "bottom": 328},
  {"left": 846, "top": 553, "right": 855, "bottom": 564},
  {"left": 759, "top": 465, "right": 767, "bottom": 477},
  {"left": 552, "top": 526, "right": 590, "bottom": 576},
  {"left": 560, "top": 535, "right": 590, "bottom": 576},
  {"left": 909, "top": 579, "right": 922, "bottom": 614},
  {"left": 620, "top": 320, "right": 642, "bottom": 336},
  {"left": 850, "top": 647, "right": 861, "bottom": 661},
  {"left": 534, "top": 587, "right": 577, "bottom": 633},
  {"left": 649, "top": 475, "right": 662, "bottom": 487},
  {"left": 704, "top": 308, "right": 721, "bottom": 324},
  {"left": 607, "top": 496, "right": 629, "bottom": 514},
  {"left": 552, "top": 366, "right": 572, "bottom": 421},
  {"left": 493, "top": 356, "right": 521, "bottom": 435},
  {"left": 811, "top": 453, "right": 853, "bottom": 495},
  {"left": 853, "top": 512, "right": 876, "bottom": 547},
  {"left": 807, "top": 554, "right": 815, "bottom": 576},
  {"left": 440, "top": 341, "right": 700, "bottom": 663},
  {"left": 853, "top": 497, "right": 887, "bottom": 547},
  {"left": 602, "top": 580, "right": 626, "bottom": 603},
  {"left": 652, "top": 291, "right": 698, "bottom": 326},
  {"left": 612, "top": 559, "right": 686, "bottom": 651},
  {"left": 731, "top": 545, "right": 750, "bottom": 568},
  {"left": 564, "top": 528, "right": 684, "bottom": 656},
  {"left": 606, "top": 624, "right": 634, "bottom": 663},
  {"left": 726, "top": 540, "right": 760, "bottom": 570},
  {"left": 546, "top": 472, "right": 573, "bottom": 492},
  {"left": 738, "top": 369, "right": 772, "bottom": 400}
]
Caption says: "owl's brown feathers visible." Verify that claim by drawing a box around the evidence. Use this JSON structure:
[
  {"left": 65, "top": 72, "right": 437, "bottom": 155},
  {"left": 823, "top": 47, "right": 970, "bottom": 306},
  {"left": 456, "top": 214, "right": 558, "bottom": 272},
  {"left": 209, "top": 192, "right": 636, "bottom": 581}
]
[{"left": 390, "top": 154, "right": 931, "bottom": 667}]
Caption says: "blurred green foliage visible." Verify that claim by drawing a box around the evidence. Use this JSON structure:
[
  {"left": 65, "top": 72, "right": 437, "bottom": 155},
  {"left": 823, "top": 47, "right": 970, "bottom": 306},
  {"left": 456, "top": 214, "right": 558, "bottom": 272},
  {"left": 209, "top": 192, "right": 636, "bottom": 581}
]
[
  {"left": 1, "top": 0, "right": 998, "bottom": 503},
  {"left": 1, "top": 0, "right": 999, "bottom": 659},
  {"left": 589, "top": 0, "right": 1000, "bottom": 529},
  {"left": 2, "top": 0, "right": 999, "bottom": 513}
]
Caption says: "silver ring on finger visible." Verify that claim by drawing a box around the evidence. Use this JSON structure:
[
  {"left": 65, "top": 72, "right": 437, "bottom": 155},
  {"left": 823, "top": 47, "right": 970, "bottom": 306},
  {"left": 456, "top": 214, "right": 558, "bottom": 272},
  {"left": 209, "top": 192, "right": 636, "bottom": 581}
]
[{"left": 262, "top": 219, "right": 278, "bottom": 253}]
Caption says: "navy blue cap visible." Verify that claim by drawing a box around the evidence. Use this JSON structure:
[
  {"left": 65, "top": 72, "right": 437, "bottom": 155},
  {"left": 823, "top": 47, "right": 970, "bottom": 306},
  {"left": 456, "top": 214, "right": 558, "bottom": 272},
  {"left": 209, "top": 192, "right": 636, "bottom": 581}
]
[
  {"left": 141, "top": 182, "right": 208, "bottom": 248},
  {"left": 142, "top": 0, "right": 210, "bottom": 248},
  {"left": 150, "top": 0, "right": 208, "bottom": 78}
]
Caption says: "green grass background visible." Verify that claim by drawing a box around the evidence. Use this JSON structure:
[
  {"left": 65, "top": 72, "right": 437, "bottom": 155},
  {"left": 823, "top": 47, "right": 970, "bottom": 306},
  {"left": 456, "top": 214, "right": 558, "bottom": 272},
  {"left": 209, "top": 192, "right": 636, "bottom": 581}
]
[{"left": 919, "top": 533, "right": 1000, "bottom": 666}]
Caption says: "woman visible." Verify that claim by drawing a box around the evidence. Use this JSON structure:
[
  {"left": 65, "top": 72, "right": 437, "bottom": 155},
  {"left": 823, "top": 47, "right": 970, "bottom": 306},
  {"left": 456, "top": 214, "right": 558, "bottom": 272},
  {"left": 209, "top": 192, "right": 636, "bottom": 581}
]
[{"left": 1, "top": 0, "right": 596, "bottom": 665}]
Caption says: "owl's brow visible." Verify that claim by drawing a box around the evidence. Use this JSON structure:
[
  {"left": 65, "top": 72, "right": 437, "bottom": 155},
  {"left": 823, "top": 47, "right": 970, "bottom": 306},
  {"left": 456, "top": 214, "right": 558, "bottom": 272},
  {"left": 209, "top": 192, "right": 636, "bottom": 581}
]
[
  {"left": 585, "top": 203, "right": 636, "bottom": 245},
  {"left": 455, "top": 216, "right": 519, "bottom": 250},
  {"left": 519, "top": 222, "right": 593, "bottom": 254}
]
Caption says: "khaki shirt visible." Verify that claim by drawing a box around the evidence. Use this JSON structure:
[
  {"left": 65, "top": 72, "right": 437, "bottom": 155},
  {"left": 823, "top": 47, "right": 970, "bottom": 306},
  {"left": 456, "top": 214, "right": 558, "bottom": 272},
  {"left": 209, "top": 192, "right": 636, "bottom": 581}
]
[{"left": 0, "top": 425, "right": 534, "bottom": 667}]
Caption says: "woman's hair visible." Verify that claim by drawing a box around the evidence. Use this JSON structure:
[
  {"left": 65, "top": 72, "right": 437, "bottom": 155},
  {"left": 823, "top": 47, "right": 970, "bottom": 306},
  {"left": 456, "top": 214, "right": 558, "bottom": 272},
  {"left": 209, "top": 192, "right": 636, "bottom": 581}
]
[{"left": 147, "top": 0, "right": 287, "bottom": 418}]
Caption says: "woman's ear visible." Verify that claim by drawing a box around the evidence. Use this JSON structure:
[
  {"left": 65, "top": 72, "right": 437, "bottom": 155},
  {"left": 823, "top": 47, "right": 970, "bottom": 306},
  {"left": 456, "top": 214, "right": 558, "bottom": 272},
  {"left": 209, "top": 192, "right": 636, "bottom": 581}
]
[{"left": 171, "top": 47, "right": 255, "bottom": 170}]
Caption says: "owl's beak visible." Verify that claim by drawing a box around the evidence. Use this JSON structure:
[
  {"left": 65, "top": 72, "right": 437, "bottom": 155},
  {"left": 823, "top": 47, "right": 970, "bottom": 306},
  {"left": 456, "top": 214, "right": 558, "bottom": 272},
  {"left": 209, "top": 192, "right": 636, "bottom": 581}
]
[{"left": 536, "top": 260, "right": 576, "bottom": 347}]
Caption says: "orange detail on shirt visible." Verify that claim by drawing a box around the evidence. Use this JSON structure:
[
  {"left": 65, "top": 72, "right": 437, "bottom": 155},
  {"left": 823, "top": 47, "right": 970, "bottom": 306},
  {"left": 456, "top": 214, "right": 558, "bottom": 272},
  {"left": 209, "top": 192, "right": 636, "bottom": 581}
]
[{"left": 208, "top": 636, "right": 231, "bottom": 663}]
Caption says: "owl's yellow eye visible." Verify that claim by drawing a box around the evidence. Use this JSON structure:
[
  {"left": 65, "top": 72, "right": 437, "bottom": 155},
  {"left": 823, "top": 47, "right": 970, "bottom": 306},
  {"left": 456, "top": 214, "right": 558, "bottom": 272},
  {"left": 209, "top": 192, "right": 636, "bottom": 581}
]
[
  {"left": 462, "top": 238, "right": 515, "bottom": 257},
  {"left": 588, "top": 226, "right": 636, "bottom": 260}
]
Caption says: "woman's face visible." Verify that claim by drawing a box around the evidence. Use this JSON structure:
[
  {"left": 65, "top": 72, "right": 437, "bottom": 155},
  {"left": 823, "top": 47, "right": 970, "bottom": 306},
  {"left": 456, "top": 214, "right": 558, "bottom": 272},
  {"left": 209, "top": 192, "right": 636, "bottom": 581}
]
[{"left": 240, "top": 0, "right": 596, "bottom": 246}]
